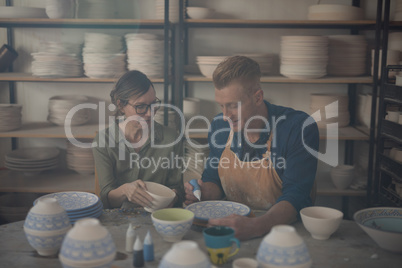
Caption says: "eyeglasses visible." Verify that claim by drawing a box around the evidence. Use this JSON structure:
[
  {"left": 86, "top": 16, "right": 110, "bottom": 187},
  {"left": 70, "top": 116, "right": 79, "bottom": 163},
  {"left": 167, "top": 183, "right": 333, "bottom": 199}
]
[{"left": 127, "top": 98, "right": 162, "bottom": 115}]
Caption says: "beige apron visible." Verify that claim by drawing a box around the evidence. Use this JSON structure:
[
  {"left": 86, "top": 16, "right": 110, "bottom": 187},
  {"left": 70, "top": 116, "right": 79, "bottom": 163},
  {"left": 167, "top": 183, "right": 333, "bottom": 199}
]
[{"left": 218, "top": 130, "right": 282, "bottom": 210}]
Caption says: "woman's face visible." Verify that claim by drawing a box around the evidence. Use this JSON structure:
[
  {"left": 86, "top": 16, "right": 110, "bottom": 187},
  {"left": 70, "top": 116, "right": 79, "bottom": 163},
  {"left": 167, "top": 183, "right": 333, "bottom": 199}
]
[{"left": 120, "top": 86, "right": 158, "bottom": 128}]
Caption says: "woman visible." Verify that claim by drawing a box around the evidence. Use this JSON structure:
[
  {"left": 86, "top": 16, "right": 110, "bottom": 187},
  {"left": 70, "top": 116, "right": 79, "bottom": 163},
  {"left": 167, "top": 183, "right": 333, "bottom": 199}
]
[{"left": 92, "top": 70, "right": 184, "bottom": 209}]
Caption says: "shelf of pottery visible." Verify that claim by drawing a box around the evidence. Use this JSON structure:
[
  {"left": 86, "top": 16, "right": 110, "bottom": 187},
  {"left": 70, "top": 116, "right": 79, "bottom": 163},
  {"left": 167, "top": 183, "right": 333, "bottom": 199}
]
[
  {"left": 0, "top": 1, "right": 174, "bottom": 195},
  {"left": 180, "top": 1, "right": 395, "bottom": 198}
]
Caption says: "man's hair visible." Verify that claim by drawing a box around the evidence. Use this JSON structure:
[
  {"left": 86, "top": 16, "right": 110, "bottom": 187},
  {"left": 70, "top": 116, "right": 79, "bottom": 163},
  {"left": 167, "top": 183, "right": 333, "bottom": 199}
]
[{"left": 212, "top": 55, "right": 261, "bottom": 90}]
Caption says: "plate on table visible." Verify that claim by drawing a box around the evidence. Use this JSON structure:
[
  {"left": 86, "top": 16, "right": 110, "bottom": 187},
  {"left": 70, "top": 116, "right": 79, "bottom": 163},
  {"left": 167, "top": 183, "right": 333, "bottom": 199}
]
[
  {"left": 34, "top": 191, "right": 99, "bottom": 212},
  {"left": 185, "top": 200, "right": 251, "bottom": 222}
]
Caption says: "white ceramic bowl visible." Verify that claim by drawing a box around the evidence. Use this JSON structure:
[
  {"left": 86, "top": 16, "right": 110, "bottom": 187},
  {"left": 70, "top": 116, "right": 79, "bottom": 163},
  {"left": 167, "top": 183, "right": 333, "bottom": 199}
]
[
  {"left": 144, "top": 181, "right": 176, "bottom": 212},
  {"left": 354, "top": 207, "right": 402, "bottom": 253},
  {"left": 151, "top": 208, "right": 194, "bottom": 242},
  {"left": 186, "top": 7, "right": 213, "bottom": 19},
  {"left": 198, "top": 63, "right": 218, "bottom": 78},
  {"left": 160, "top": 240, "right": 211, "bottom": 268},
  {"left": 300, "top": 206, "right": 343, "bottom": 240}
]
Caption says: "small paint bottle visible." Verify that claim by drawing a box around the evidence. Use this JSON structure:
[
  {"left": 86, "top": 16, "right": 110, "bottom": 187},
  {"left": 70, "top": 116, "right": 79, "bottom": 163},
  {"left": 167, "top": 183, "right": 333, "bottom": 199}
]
[
  {"left": 125, "top": 223, "right": 135, "bottom": 252},
  {"left": 143, "top": 230, "right": 154, "bottom": 262},
  {"left": 133, "top": 236, "right": 144, "bottom": 267}
]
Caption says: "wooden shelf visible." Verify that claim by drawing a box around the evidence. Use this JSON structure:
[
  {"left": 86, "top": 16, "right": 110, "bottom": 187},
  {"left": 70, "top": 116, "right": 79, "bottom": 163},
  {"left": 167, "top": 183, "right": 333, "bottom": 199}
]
[
  {"left": 184, "top": 75, "right": 373, "bottom": 84},
  {"left": 0, "top": 169, "right": 95, "bottom": 193},
  {"left": 0, "top": 73, "right": 165, "bottom": 83},
  {"left": 187, "top": 126, "right": 369, "bottom": 140},
  {"left": 185, "top": 19, "right": 376, "bottom": 29},
  {"left": 0, "top": 18, "right": 166, "bottom": 29},
  {"left": 0, "top": 122, "right": 103, "bottom": 139},
  {"left": 316, "top": 175, "right": 366, "bottom": 197}
]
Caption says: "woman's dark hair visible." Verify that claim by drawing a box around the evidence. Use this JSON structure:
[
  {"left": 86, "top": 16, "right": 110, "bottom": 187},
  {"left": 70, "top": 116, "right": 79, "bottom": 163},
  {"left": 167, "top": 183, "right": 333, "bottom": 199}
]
[{"left": 110, "top": 70, "right": 154, "bottom": 116}]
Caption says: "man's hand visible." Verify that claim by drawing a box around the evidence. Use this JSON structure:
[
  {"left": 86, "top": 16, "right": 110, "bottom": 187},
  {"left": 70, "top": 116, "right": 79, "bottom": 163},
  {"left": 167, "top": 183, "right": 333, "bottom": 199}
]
[
  {"left": 123, "top": 180, "right": 153, "bottom": 208},
  {"left": 184, "top": 179, "right": 203, "bottom": 205},
  {"left": 208, "top": 214, "right": 259, "bottom": 241}
]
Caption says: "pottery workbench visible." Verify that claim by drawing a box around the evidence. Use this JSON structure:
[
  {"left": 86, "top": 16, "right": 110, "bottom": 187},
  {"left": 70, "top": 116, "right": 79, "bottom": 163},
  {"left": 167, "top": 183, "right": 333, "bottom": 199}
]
[{"left": 0, "top": 209, "right": 401, "bottom": 268}]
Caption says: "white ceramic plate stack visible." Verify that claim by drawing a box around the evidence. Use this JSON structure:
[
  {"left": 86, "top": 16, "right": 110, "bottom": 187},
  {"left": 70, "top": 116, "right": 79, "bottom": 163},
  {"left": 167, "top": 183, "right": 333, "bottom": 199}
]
[
  {"left": 0, "top": 7, "right": 47, "bottom": 18},
  {"left": 5, "top": 147, "right": 60, "bottom": 176},
  {"left": 280, "top": 36, "right": 329, "bottom": 79},
  {"left": 125, "top": 33, "right": 165, "bottom": 78},
  {"left": 34, "top": 192, "right": 103, "bottom": 224},
  {"left": 0, "top": 104, "right": 22, "bottom": 132},
  {"left": 393, "top": 0, "right": 402, "bottom": 21},
  {"left": 76, "top": 0, "right": 115, "bottom": 19},
  {"left": 31, "top": 41, "right": 83, "bottom": 78},
  {"left": 327, "top": 35, "right": 367, "bottom": 76},
  {"left": 237, "top": 54, "right": 274, "bottom": 75},
  {"left": 154, "top": 109, "right": 181, "bottom": 130},
  {"left": 66, "top": 140, "right": 95, "bottom": 175},
  {"left": 196, "top": 56, "right": 227, "bottom": 78},
  {"left": 310, "top": 94, "right": 349, "bottom": 128},
  {"left": 48, "top": 95, "right": 91, "bottom": 126},
  {"left": 185, "top": 140, "right": 209, "bottom": 177},
  {"left": 371, "top": 49, "right": 400, "bottom": 78},
  {"left": 388, "top": 32, "right": 402, "bottom": 60},
  {"left": 307, "top": 4, "right": 364, "bottom": 20},
  {"left": 83, "top": 33, "right": 126, "bottom": 78},
  {"left": 155, "top": 0, "right": 186, "bottom": 23}
]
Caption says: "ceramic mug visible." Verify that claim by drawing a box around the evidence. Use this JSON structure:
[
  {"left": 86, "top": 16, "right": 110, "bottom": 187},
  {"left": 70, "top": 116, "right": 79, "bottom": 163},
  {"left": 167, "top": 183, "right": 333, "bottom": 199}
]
[{"left": 203, "top": 226, "right": 240, "bottom": 266}]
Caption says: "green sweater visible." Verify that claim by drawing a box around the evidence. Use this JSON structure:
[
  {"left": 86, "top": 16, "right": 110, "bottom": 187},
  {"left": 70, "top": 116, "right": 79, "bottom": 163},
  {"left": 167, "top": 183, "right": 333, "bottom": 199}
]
[{"left": 92, "top": 121, "right": 184, "bottom": 209}]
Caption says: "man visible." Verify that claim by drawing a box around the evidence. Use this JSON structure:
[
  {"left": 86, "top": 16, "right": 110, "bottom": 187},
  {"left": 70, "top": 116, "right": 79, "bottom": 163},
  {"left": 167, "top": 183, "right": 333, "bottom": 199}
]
[{"left": 184, "top": 56, "right": 319, "bottom": 240}]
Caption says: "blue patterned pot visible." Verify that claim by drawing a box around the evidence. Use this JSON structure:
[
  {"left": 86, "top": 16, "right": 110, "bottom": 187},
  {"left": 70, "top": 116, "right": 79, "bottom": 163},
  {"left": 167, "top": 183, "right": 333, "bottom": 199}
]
[
  {"left": 23, "top": 197, "right": 71, "bottom": 256},
  {"left": 257, "top": 225, "right": 312, "bottom": 268},
  {"left": 59, "top": 218, "right": 116, "bottom": 268}
]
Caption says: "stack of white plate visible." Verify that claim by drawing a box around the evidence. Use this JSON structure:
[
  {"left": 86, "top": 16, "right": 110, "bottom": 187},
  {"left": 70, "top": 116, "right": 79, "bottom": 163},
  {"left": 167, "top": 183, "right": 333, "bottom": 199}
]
[
  {"left": 388, "top": 32, "right": 402, "bottom": 59},
  {"left": 0, "top": 7, "right": 47, "bottom": 18},
  {"left": 310, "top": 94, "right": 349, "bottom": 128},
  {"left": 393, "top": 0, "right": 402, "bottom": 21},
  {"left": 185, "top": 140, "right": 209, "bottom": 177},
  {"left": 48, "top": 95, "right": 91, "bottom": 126},
  {"left": 125, "top": 33, "right": 165, "bottom": 78},
  {"left": 307, "top": 4, "right": 364, "bottom": 20},
  {"left": 31, "top": 41, "right": 83, "bottom": 78},
  {"left": 66, "top": 140, "right": 95, "bottom": 175},
  {"left": 371, "top": 49, "right": 400, "bottom": 78},
  {"left": 82, "top": 33, "right": 126, "bottom": 78},
  {"left": 280, "top": 36, "right": 329, "bottom": 79},
  {"left": 237, "top": 54, "right": 274, "bottom": 75},
  {"left": 76, "top": 0, "right": 115, "bottom": 19},
  {"left": 154, "top": 109, "right": 181, "bottom": 130},
  {"left": 0, "top": 104, "right": 22, "bottom": 132},
  {"left": 155, "top": 0, "right": 186, "bottom": 23},
  {"left": 196, "top": 56, "right": 227, "bottom": 78},
  {"left": 5, "top": 147, "right": 60, "bottom": 176},
  {"left": 34, "top": 192, "right": 103, "bottom": 224},
  {"left": 327, "top": 35, "right": 367, "bottom": 76}
]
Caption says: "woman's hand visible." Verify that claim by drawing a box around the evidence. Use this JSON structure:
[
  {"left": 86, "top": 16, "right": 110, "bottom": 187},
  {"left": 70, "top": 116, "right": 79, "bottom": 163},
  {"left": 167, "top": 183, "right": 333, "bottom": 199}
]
[
  {"left": 208, "top": 214, "right": 258, "bottom": 241},
  {"left": 123, "top": 180, "right": 153, "bottom": 208},
  {"left": 184, "top": 179, "right": 203, "bottom": 205}
]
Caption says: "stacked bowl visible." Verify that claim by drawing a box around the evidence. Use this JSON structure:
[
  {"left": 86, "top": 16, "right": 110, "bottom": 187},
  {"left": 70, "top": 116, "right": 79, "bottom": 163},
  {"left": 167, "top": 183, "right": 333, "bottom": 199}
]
[
  {"left": 0, "top": 104, "right": 22, "bottom": 132},
  {"left": 82, "top": 33, "right": 126, "bottom": 78},
  {"left": 34, "top": 191, "right": 103, "bottom": 224},
  {"left": 328, "top": 35, "right": 367, "bottom": 76},
  {"left": 31, "top": 41, "right": 83, "bottom": 78},
  {"left": 196, "top": 56, "right": 226, "bottom": 78},
  {"left": 5, "top": 147, "right": 60, "bottom": 176},
  {"left": 280, "top": 36, "right": 329, "bottom": 79},
  {"left": 76, "top": 0, "right": 115, "bottom": 19},
  {"left": 125, "top": 33, "right": 165, "bottom": 78},
  {"left": 330, "top": 165, "right": 355, "bottom": 190},
  {"left": 310, "top": 94, "right": 349, "bottom": 128},
  {"left": 66, "top": 140, "right": 95, "bottom": 175},
  {"left": 307, "top": 4, "right": 364, "bottom": 20},
  {"left": 155, "top": 0, "right": 186, "bottom": 23},
  {"left": 48, "top": 95, "right": 91, "bottom": 126},
  {"left": 186, "top": 7, "right": 213, "bottom": 19}
]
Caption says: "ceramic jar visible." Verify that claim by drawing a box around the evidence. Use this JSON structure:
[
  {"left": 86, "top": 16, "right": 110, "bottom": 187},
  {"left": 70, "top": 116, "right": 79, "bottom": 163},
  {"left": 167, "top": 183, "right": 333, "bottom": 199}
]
[
  {"left": 23, "top": 197, "right": 71, "bottom": 256},
  {"left": 257, "top": 225, "right": 312, "bottom": 268},
  {"left": 59, "top": 218, "right": 116, "bottom": 268},
  {"left": 159, "top": 241, "right": 211, "bottom": 268}
]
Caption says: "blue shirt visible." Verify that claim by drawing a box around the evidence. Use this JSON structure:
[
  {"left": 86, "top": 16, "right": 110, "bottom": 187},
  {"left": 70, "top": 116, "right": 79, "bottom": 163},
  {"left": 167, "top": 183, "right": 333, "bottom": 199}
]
[{"left": 201, "top": 101, "right": 319, "bottom": 213}]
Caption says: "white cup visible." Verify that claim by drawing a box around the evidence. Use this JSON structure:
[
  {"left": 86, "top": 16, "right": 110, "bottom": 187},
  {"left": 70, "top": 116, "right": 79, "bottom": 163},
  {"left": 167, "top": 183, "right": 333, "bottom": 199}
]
[
  {"left": 232, "top": 258, "right": 259, "bottom": 268},
  {"left": 387, "top": 111, "right": 401, "bottom": 123}
]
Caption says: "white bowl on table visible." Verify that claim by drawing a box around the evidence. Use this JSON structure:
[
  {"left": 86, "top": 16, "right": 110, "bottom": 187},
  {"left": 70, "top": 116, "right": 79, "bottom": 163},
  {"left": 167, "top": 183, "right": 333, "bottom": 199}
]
[
  {"left": 186, "top": 7, "right": 213, "bottom": 19},
  {"left": 143, "top": 181, "right": 176, "bottom": 212},
  {"left": 300, "top": 206, "right": 343, "bottom": 240}
]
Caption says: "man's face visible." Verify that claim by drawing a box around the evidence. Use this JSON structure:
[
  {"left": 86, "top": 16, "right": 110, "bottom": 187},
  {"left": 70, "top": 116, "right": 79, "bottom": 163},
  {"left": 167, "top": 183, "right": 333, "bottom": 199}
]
[{"left": 215, "top": 82, "right": 257, "bottom": 132}]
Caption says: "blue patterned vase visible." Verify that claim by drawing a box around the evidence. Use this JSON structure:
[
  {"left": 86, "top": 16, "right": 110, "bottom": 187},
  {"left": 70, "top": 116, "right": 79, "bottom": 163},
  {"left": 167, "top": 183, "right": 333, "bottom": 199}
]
[{"left": 23, "top": 197, "right": 71, "bottom": 256}]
